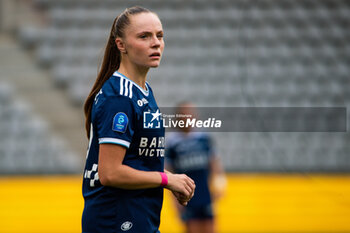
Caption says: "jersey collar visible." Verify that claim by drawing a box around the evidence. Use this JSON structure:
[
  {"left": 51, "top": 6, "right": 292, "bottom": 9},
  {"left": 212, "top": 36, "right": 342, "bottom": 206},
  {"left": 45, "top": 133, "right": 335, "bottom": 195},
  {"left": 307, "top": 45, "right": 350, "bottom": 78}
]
[{"left": 113, "top": 71, "right": 149, "bottom": 96}]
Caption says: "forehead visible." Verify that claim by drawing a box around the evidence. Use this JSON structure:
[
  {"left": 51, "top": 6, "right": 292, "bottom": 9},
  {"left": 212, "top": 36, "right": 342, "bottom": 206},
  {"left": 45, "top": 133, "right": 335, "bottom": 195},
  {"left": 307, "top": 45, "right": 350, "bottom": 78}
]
[{"left": 127, "top": 12, "right": 163, "bottom": 33}]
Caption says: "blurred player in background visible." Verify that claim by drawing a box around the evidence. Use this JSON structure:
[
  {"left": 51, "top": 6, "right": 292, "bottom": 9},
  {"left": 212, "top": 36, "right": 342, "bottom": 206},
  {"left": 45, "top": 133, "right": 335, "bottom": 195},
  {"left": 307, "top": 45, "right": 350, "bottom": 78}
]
[
  {"left": 166, "top": 101, "right": 226, "bottom": 233},
  {"left": 82, "top": 6, "right": 195, "bottom": 233}
]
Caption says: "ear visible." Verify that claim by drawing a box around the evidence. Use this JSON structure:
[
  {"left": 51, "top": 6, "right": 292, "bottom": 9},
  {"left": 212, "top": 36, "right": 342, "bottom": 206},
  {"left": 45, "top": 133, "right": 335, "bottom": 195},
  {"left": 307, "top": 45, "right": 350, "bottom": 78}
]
[{"left": 115, "top": 38, "right": 127, "bottom": 54}]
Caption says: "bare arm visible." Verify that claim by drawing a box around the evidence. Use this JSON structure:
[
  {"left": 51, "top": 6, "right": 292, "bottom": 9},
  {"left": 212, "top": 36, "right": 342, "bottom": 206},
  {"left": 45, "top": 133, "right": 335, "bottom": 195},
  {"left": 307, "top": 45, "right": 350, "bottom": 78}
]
[
  {"left": 210, "top": 155, "right": 225, "bottom": 176},
  {"left": 209, "top": 155, "right": 227, "bottom": 200},
  {"left": 98, "top": 144, "right": 162, "bottom": 189},
  {"left": 98, "top": 144, "right": 195, "bottom": 201}
]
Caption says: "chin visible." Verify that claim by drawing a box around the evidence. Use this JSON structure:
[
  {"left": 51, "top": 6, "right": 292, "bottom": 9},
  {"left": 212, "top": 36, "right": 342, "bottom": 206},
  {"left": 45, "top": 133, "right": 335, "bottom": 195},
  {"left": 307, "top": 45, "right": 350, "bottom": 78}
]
[{"left": 148, "top": 62, "right": 161, "bottom": 68}]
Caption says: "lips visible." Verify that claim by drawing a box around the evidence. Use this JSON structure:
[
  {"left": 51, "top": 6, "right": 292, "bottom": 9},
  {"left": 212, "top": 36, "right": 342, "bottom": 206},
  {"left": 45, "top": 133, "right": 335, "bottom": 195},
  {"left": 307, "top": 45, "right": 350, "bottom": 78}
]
[{"left": 150, "top": 52, "right": 161, "bottom": 57}]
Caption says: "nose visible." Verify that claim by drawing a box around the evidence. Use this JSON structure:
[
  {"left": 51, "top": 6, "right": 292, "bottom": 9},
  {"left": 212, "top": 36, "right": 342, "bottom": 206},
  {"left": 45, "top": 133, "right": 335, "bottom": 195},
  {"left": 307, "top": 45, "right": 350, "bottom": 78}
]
[{"left": 151, "top": 35, "right": 161, "bottom": 48}]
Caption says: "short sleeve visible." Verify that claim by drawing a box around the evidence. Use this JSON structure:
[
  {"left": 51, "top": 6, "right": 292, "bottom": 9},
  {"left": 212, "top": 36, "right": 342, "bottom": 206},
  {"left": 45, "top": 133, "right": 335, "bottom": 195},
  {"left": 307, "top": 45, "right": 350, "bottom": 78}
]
[{"left": 95, "top": 96, "right": 135, "bottom": 148}]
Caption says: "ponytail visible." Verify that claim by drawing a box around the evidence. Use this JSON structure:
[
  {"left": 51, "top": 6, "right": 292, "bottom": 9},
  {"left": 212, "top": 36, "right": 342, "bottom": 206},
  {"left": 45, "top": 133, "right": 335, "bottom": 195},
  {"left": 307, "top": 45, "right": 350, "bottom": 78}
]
[{"left": 83, "top": 6, "right": 151, "bottom": 138}]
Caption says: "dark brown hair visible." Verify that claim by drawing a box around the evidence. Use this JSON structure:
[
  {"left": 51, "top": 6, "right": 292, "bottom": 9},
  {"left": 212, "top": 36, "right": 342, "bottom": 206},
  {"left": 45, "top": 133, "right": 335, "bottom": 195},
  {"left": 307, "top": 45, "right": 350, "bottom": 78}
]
[{"left": 84, "top": 6, "right": 151, "bottom": 138}]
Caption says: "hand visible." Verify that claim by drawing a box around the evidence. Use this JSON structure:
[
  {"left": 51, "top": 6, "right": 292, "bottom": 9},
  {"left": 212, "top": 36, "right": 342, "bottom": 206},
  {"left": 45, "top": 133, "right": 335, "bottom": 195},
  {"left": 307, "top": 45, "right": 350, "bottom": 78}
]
[
  {"left": 166, "top": 173, "right": 195, "bottom": 205},
  {"left": 172, "top": 190, "right": 194, "bottom": 206}
]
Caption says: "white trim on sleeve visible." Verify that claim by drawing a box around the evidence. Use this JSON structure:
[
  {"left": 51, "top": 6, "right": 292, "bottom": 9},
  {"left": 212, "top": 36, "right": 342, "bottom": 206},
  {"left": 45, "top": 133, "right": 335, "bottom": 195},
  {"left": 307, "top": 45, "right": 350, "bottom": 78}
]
[{"left": 99, "top": 138, "right": 130, "bottom": 148}]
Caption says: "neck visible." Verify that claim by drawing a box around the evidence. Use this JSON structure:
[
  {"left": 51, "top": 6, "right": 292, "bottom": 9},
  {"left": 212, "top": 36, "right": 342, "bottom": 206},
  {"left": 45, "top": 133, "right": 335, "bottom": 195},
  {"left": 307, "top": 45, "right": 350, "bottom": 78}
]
[{"left": 118, "top": 60, "right": 149, "bottom": 90}]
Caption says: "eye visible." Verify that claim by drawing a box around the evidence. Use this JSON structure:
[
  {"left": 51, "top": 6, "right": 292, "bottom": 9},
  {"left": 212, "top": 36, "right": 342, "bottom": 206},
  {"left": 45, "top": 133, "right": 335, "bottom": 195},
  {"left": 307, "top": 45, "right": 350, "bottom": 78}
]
[{"left": 139, "top": 34, "right": 147, "bottom": 39}]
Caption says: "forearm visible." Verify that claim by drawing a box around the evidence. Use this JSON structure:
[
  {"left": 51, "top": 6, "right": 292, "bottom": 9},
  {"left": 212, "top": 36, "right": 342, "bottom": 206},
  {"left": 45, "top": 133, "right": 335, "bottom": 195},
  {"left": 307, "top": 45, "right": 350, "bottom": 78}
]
[
  {"left": 98, "top": 144, "right": 194, "bottom": 204},
  {"left": 210, "top": 155, "right": 224, "bottom": 175},
  {"left": 100, "top": 164, "right": 162, "bottom": 189}
]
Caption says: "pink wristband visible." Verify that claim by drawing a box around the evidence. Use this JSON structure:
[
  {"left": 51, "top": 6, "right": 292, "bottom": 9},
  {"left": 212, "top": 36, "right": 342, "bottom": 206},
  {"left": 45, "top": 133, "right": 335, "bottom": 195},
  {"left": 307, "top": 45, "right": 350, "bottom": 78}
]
[{"left": 160, "top": 172, "right": 168, "bottom": 187}]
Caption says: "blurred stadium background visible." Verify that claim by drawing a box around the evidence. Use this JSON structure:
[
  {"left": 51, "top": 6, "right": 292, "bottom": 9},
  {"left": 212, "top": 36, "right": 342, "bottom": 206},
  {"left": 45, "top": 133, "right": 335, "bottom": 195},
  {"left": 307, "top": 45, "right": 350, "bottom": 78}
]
[{"left": 0, "top": 0, "right": 349, "bottom": 232}]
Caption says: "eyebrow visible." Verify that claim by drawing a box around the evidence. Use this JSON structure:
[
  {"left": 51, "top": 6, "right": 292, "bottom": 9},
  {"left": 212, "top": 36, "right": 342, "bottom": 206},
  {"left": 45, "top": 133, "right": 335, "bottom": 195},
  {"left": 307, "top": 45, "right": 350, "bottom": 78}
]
[{"left": 137, "top": 30, "right": 164, "bottom": 35}]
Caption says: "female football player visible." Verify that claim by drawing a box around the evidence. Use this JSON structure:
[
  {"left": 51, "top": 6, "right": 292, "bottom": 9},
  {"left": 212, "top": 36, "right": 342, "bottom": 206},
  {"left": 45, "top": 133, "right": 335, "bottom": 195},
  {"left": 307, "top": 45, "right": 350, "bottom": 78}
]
[
  {"left": 166, "top": 101, "right": 226, "bottom": 233},
  {"left": 82, "top": 6, "right": 195, "bottom": 233}
]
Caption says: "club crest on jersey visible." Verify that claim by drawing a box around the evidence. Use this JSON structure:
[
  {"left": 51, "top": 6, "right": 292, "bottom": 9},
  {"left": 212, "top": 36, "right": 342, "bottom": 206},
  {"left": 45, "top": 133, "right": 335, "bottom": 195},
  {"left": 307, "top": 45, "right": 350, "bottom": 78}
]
[
  {"left": 143, "top": 109, "right": 162, "bottom": 129},
  {"left": 112, "top": 112, "right": 128, "bottom": 133},
  {"left": 121, "top": 221, "right": 133, "bottom": 231}
]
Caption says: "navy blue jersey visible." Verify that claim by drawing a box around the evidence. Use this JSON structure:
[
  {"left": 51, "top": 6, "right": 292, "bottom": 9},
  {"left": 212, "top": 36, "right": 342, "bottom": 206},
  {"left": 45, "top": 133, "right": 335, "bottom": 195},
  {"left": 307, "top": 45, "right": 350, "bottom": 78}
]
[
  {"left": 82, "top": 71, "right": 165, "bottom": 233},
  {"left": 165, "top": 131, "right": 215, "bottom": 207}
]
